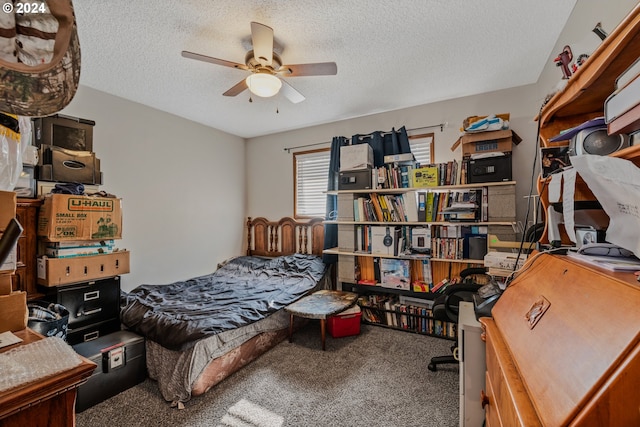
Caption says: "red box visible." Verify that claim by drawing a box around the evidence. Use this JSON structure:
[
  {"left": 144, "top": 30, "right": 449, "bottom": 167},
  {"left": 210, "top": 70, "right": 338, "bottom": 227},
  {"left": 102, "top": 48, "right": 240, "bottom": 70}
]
[{"left": 327, "top": 305, "right": 362, "bottom": 338}]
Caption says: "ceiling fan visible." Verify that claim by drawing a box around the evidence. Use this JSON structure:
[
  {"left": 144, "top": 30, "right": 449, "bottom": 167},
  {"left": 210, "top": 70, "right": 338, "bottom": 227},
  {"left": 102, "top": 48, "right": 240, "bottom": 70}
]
[{"left": 181, "top": 22, "right": 337, "bottom": 104}]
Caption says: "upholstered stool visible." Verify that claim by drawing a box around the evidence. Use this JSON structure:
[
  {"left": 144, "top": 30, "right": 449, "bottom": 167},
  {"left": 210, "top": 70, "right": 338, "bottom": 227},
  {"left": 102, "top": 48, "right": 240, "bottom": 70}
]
[{"left": 285, "top": 290, "right": 358, "bottom": 350}]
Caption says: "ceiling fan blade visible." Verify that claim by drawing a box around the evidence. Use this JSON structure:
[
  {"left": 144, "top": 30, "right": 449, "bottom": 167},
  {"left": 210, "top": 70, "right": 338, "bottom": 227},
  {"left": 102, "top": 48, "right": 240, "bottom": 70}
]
[
  {"left": 182, "top": 51, "right": 248, "bottom": 71},
  {"left": 278, "top": 62, "right": 337, "bottom": 77},
  {"left": 223, "top": 79, "right": 248, "bottom": 96},
  {"left": 250, "top": 22, "right": 273, "bottom": 66},
  {"left": 280, "top": 80, "right": 305, "bottom": 104}
]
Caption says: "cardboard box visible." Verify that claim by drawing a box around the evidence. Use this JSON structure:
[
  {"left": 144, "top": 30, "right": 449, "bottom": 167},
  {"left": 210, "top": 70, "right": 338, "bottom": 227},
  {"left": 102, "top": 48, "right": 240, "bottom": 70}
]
[
  {"left": 0, "top": 291, "right": 27, "bottom": 332},
  {"left": 484, "top": 251, "right": 528, "bottom": 270},
  {"left": 451, "top": 129, "right": 522, "bottom": 156},
  {"left": 37, "top": 251, "right": 130, "bottom": 286},
  {"left": 0, "top": 191, "right": 17, "bottom": 232},
  {"left": 0, "top": 271, "right": 13, "bottom": 295},
  {"left": 327, "top": 305, "right": 361, "bottom": 338},
  {"left": 38, "top": 194, "right": 123, "bottom": 241},
  {"left": 340, "top": 144, "right": 373, "bottom": 171}
]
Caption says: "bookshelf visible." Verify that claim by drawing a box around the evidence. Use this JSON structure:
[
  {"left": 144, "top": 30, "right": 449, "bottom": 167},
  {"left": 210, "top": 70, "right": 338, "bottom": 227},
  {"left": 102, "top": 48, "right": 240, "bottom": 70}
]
[{"left": 325, "top": 180, "right": 516, "bottom": 339}]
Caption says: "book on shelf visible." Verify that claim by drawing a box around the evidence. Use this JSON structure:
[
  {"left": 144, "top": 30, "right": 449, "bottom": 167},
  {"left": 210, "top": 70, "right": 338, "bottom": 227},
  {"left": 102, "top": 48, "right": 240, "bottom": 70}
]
[
  {"left": 412, "top": 166, "right": 439, "bottom": 187},
  {"left": 379, "top": 258, "right": 411, "bottom": 290},
  {"left": 416, "top": 192, "right": 426, "bottom": 222},
  {"left": 615, "top": 56, "right": 640, "bottom": 93},
  {"left": 566, "top": 251, "right": 640, "bottom": 271},
  {"left": 604, "top": 72, "right": 640, "bottom": 124},
  {"left": 607, "top": 102, "right": 640, "bottom": 135}
]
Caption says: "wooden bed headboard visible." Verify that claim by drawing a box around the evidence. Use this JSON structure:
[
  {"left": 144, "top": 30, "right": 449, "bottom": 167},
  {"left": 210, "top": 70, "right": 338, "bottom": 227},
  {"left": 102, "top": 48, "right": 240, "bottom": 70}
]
[{"left": 246, "top": 217, "right": 325, "bottom": 257}]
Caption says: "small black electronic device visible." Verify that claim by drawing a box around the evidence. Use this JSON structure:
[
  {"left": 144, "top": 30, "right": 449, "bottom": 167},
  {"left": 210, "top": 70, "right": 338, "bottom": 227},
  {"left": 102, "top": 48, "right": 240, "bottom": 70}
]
[
  {"left": 338, "top": 167, "right": 372, "bottom": 190},
  {"left": 32, "top": 114, "right": 95, "bottom": 151},
  {"left": 467, "top": 153, "right": 512, "bottom": 183}
]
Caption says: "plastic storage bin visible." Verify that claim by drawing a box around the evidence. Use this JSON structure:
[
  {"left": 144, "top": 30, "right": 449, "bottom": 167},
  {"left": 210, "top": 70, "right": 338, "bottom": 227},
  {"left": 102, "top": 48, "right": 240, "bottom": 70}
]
[{"left": 327, "top": 305, "right": 362, "bottom": 338}]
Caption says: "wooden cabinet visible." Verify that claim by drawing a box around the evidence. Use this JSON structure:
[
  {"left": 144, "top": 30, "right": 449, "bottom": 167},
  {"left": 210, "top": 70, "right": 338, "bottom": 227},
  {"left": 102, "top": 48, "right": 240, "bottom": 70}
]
[
  {"left": 537, "top": 4, "right": 640, "bottom": 245},
  {"left": 481, "top": 6, "right": 640, "bottom": 426},
  {"left": 13, "top": 198, "right": 43, "bottom": 299},
  {"left": 480, "top": 254, "right": 640, "bottom": 426}
]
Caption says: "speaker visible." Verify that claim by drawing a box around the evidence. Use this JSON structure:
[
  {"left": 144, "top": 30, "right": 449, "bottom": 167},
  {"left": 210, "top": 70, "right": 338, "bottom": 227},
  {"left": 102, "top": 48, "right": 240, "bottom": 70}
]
[{"left": 569, "top": 127, "right": 629, "bottom": 156}]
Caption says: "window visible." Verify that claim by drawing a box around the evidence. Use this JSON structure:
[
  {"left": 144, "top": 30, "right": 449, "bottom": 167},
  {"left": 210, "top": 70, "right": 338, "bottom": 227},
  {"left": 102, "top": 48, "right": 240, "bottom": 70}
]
[
  {"left": 293, "top": 148, "right": 330, "bottom": 218},
  {"left": 408, "top": 132, "right": 434, "bottom": 166},
  {"left": 292, "top": 132, "right": 434, "bottom": 218}
]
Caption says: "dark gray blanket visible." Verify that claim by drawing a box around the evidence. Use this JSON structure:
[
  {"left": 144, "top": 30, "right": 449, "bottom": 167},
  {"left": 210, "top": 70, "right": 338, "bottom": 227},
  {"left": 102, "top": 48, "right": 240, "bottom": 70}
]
[{"left": 121, "top": 254, "right": 326, "bottom": 351}]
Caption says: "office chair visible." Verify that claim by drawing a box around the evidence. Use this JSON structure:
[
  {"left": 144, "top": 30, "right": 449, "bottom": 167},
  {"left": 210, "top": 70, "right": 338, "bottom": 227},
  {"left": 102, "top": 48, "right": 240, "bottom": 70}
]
[{"left": 427, "top": 268, "right": 485, "bottom": 372}]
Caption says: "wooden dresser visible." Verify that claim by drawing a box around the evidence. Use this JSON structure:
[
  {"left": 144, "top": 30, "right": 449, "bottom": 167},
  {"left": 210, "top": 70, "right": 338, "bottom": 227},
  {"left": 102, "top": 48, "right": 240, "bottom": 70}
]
[
  {"left": 480, "top": 253, "right": 640, "bottom": 426},
  {"left": 0, "top": 328, "right": 96, "bottom": 427}
]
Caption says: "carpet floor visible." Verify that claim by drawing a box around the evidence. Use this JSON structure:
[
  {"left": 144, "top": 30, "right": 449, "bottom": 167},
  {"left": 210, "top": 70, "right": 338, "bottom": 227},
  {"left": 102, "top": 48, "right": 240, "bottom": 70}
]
[{"left": 76, "top": 322, "right": 460, "bottom": 427}]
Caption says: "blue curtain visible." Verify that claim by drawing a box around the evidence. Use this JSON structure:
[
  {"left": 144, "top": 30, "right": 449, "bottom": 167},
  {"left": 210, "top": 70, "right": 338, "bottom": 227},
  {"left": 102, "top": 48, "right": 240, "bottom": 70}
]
[
  {"left": 351, "top": 126, "right": 411, "bottom": 167},
  {"left": 323, "top": 136, "right": 348, "bottom": 263}
]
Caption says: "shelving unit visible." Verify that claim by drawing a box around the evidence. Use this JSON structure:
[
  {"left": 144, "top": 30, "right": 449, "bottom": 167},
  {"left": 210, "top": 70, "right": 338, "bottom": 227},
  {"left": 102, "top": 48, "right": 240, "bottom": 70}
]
[{"left": 325, "top": 180, "right": 517, "bottom": 339}]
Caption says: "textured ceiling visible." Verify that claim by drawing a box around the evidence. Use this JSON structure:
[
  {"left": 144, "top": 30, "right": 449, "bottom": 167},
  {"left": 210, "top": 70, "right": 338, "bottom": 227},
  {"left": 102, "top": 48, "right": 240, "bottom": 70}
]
[{"left": 72, "top": 0, "right": 577, "bottom": 138}]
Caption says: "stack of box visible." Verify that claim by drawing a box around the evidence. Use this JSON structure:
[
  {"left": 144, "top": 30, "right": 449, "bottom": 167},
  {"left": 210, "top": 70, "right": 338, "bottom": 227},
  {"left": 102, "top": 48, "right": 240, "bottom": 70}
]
[
  {"left": 36, "top": 194, "right": 130, "bottom": 286},
  {"left": 36, "top": 193, "right": 130, "bottom": 344},
  {"left": 451, "top": 114, "right": 521, "bottom": 184},
  {"left": 0, "top": 191, "right": 27, "bottom": 333},
  {"left": 32, "top": 114, "right": 102, "bottom": 196},
  {"left": 338, "top": 144, "right": 373, "bottom": 190}
]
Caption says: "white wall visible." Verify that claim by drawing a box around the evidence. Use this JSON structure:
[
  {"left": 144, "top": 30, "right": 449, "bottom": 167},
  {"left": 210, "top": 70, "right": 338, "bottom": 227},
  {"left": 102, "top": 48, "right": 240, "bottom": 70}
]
[
  {"left": 61, "top": 86, "right": 245, "bottom": 291},
  {"left": 246, "top": 0, "right": 639, "bottom": 234}
]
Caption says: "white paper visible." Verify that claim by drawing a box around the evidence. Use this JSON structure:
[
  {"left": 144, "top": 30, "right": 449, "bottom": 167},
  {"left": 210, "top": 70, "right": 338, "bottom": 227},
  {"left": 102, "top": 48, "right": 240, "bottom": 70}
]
[
  {"left": 0, "top": 331, "right": 22, "bottom": 349},
  {"left": 561, "top": 168, "right": 578, "bottom": 243},
  {"left": 548, "top": 173, "right": 562, "bottom": 203},
  {"left": 570, "top": 155, "right": 640, "bottom": 257}
]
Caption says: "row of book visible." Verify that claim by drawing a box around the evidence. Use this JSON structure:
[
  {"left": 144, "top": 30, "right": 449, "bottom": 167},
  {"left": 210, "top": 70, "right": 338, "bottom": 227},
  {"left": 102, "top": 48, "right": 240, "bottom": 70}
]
[
  {"left": 358, "top": 295, "right": 457, "bottom": 339},
  {"left": 353, "top": 188, "right": 487, "bottom": 223},
  {"left": 418, "top": 188, "right": 486, "bottom": 223},
  {"left": 372, "top": 159, "right": 465, "bottom": 190},
  {"left": 354, "top": 193, "right": 410, "bottom": 222},
  {"left": 354, "top": 224, "right": 487, "bottom": 261}
]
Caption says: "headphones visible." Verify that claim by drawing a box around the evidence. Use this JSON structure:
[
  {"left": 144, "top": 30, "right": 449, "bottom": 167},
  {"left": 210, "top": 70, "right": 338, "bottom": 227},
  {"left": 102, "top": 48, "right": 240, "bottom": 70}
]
[{"left": 383, "top": 226, "right": 393, "bottom": 247}]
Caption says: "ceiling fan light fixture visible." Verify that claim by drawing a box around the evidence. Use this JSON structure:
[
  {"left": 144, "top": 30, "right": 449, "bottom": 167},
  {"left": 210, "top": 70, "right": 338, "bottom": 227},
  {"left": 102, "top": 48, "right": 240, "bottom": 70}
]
[{"left": 246, "top": 73, "right": 282, "bottom": 97}]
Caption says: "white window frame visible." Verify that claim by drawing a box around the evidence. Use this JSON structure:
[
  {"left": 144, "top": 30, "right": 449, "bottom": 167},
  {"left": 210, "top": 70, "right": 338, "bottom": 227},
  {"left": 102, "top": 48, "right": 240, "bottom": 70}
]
[
  {"left": 408, "top": 132, "right": 434, "bottom": 166},
  {"left": 293, "top": 148, "right": 331, "bottom": 219}
]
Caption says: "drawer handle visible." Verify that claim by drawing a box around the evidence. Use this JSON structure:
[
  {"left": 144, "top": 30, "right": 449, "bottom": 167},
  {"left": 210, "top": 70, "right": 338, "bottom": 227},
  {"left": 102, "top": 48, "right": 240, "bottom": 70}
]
[
  {"left": 78, "top": 307, "right": 102, "bottom": 317},
  {"left": 84, "top": 290, "right": 100, "bottom": 301},
  {"left": 84, "top": 331, "right": 100, "bottom": 342},
  {"left": 480, "top": 390, "right": 490, "bottom": 409}
]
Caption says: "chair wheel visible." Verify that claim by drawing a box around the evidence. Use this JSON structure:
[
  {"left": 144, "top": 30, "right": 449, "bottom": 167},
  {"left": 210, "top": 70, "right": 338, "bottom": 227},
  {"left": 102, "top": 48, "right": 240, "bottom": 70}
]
[{"left": 428, "top": 363, "right": 437, "bottom": 372}]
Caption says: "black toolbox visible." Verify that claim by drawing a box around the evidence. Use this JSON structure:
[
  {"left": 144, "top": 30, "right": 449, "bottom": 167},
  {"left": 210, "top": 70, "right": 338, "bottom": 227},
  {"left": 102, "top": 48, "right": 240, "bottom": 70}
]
[{"left": 73, "top": 330, "right": 147, "bottom": 412}]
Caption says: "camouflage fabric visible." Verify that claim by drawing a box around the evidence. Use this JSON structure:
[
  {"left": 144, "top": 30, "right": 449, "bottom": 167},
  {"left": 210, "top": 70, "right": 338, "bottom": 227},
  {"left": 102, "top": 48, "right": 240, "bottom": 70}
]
[{"left": 0, "top": 0, "right": 80, "bottom": 117}]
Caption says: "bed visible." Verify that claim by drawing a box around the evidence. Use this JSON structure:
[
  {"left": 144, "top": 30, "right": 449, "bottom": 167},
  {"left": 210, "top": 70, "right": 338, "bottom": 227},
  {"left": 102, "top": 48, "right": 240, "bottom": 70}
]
[{"left": 120, "top": 217, "right": 329, "bottom": 406}]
